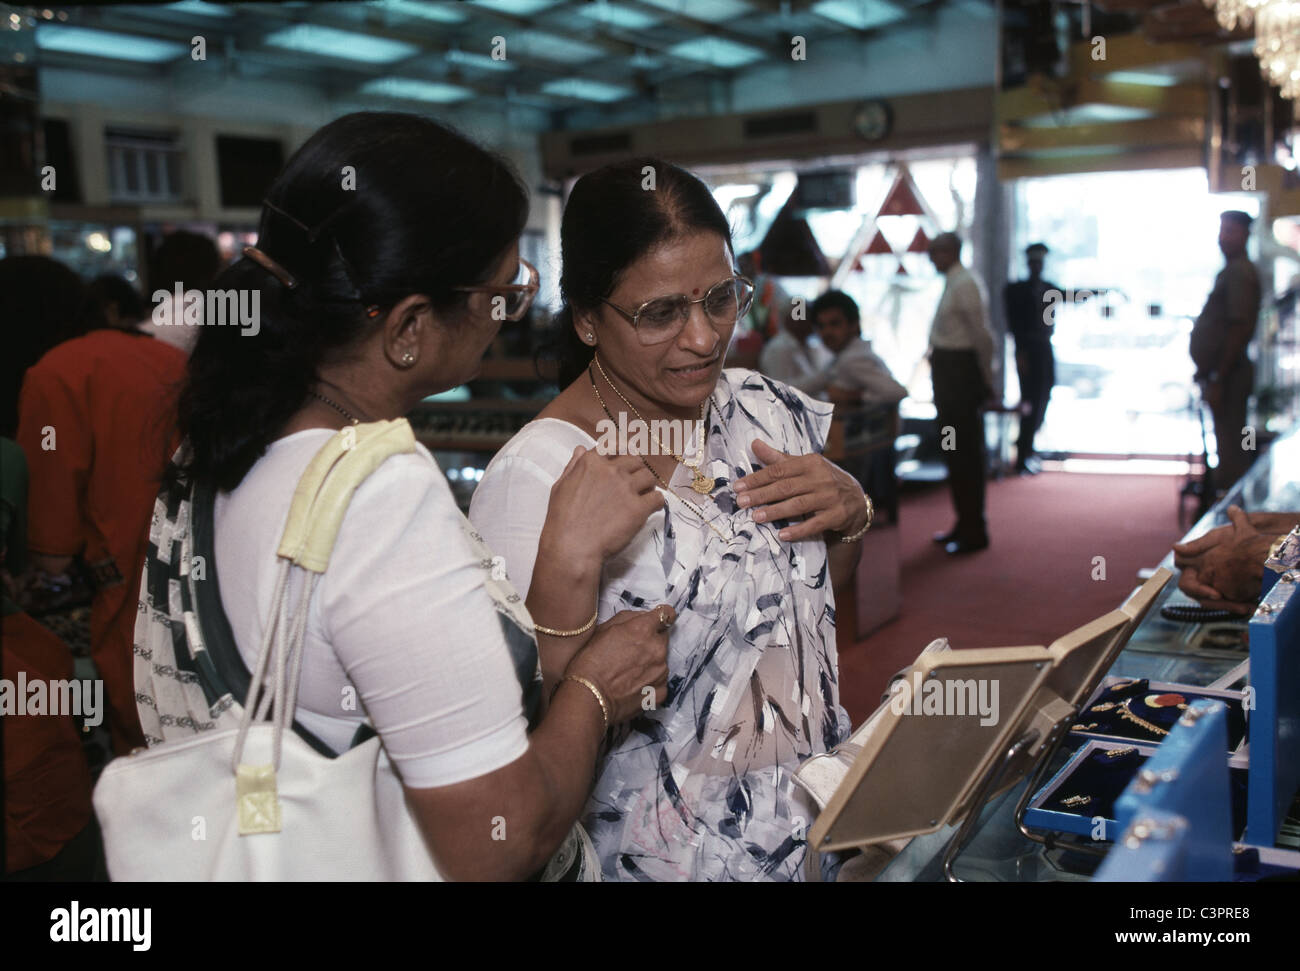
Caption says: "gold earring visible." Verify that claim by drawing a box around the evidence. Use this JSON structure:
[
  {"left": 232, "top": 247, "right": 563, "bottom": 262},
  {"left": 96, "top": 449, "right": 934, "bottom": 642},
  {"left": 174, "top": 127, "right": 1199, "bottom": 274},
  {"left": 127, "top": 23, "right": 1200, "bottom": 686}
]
[
  {"left": 401, "top": 352, "right": 415, "bottom": 366},
  {"left": 586, "top": 332, "right": 595, "bottom": 344}
]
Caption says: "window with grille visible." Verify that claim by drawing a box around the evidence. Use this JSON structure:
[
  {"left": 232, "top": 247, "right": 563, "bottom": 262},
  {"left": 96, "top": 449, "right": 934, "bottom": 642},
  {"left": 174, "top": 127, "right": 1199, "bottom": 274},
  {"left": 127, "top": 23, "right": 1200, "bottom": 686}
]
[{"left": 105, "top": 127, "right": 184, "bottom": 204}]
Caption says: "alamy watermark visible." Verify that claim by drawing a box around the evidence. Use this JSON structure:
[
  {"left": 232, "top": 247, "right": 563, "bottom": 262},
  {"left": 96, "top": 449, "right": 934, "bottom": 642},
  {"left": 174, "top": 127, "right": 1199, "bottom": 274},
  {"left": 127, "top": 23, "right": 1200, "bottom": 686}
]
[
  {"left": 593, "top": 414, "right": 704, "bottom": 457},
  {"left": 888, "top": 671, "right": 1000, "bottom": 727},
  {"left": 0, "top": 673, "right": 103, "bottom": 727},
  {"left": 152, "top": 284, "right": 260, "bottom": 336}
]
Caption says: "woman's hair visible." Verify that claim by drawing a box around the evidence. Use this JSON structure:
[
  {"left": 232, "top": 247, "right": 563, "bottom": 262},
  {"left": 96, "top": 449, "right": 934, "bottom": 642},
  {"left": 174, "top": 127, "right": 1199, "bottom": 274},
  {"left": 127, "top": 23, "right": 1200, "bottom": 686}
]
[
  {"left": 0, "top": 255, "right": 106, "bottom": 439},
  {"left": 546, "top": 157, "right": 734, "bottom": 387},
  {"left": 177, "top": 111, "right": 527, "bottom": 492}
]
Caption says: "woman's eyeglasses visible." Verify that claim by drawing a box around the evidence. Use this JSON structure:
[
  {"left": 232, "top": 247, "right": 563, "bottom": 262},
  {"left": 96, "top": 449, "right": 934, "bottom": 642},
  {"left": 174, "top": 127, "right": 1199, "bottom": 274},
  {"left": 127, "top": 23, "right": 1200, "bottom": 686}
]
[
  {"left": 453, "top": 258, "right": 539, "bottom": 322},
  {"left": 602, "top": 276, "right": 755, "bottom": 346}
]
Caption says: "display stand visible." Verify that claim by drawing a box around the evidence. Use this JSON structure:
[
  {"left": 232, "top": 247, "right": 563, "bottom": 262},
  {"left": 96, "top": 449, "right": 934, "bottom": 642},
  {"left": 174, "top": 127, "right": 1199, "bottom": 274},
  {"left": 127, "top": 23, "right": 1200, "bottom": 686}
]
[{"left": 799, "top": 569, "right": 1172, "bottom": 881}]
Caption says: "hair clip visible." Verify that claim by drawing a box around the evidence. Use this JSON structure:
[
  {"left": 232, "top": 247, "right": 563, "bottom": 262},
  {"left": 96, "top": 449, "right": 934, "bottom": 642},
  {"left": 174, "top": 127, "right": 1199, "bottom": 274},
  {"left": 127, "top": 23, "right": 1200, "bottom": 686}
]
[{"left": 243, "top": 246, "right": 298, "bottom": 290}]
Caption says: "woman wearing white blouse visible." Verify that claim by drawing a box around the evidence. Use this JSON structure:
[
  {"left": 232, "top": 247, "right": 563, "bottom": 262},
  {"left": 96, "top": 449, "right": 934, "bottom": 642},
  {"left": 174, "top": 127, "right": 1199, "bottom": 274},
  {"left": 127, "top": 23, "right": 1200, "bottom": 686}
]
[
  {"left": 134, "top": 115, "right": 673, "bottom": 882},
  {"left": 470, "top": 159, "right": 873, "bottom": 881}
]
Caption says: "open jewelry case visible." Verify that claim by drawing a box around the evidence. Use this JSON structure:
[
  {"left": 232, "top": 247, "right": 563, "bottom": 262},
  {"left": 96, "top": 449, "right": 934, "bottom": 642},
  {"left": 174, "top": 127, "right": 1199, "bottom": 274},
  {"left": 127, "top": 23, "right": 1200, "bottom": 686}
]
[
  {"left": 1065, "top": 676, "right": 1249, "bottom": 754},
  {"left": 1022, "top": 737, "right": 1249, "bottom": 843},
  {"left": 1093, "top": 700, "right": 1300, "bottom": 882},
  {"left": 796, "top": 569, "right": 1175, "bottom": 879}
]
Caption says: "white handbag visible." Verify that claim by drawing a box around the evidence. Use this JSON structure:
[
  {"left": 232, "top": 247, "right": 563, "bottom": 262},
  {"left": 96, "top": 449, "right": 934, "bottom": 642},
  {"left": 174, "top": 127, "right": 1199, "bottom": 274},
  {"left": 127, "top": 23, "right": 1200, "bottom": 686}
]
[{"left": 93, "top": 420, "right": 596, "bottom": 881}]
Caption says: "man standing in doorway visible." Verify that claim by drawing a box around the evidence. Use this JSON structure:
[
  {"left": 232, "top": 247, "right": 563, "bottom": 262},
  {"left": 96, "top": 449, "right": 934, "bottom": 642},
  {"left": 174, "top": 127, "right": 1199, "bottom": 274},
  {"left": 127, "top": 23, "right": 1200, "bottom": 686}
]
[
  {"left": 1190, "top": 210, "right": 1262, "bottom": 494},
  {"left": 927, "top": 232, "right": 996, "bottom": 555},
  {"left": 1004, "top": 242, "right": 1059, "bottom": 475}
]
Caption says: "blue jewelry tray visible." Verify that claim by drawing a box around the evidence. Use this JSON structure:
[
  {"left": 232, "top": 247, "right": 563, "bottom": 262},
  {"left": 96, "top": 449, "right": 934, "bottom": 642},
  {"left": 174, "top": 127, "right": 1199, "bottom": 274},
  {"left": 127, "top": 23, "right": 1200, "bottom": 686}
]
[{"left": 1024, "top": 739, "right": 1250, "bottom": 843}]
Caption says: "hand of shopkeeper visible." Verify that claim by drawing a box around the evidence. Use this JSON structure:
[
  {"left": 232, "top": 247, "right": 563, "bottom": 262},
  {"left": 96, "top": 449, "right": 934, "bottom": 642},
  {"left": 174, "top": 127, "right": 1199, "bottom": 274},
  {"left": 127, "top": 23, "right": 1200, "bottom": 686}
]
[{"left": 1172, "top": 504, "right": 1272, "bottom": 612}]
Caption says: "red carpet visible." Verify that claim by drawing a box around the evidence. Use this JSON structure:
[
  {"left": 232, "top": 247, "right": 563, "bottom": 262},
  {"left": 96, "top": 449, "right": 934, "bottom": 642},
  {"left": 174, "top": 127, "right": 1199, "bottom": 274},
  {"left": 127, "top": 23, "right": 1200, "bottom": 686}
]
[{"left": 836, "top": 470, "right": 1183, "bottom": 723}]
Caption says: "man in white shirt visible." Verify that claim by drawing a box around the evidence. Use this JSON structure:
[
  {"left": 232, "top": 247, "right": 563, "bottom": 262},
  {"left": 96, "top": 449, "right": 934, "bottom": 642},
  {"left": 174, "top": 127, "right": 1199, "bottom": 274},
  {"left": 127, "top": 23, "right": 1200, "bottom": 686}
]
[
  {"left": 758, "top": 294, "right": 835, "bottom": 395},
  {"left": 927, "top": 232, "right": 995, "bottom": 555},
  {"left": 810, "top": 290, "right": 907, "bottom": 407}
]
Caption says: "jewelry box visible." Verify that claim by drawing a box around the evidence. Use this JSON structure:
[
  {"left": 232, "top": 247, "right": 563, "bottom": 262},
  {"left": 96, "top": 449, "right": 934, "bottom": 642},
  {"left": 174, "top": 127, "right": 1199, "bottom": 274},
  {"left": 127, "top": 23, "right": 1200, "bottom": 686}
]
[
  {"left": 1067, "top": 676, "right": 1248, "bottom": 754},
  {"left": 1023, "top": 738, "right": 1249, "bottom": 843}
]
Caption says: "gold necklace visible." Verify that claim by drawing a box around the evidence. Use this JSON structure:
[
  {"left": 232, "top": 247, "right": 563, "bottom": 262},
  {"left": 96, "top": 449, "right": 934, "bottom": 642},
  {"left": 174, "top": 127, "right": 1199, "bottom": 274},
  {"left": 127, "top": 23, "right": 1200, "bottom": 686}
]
[
  {"left": 588, "top": 365, "right": 732, "bottom": 544},
  {"left": 592, "top": 355, "right": 715, "bottom": 495},
  {"left": 1117, "top": 698, "right": 1169, "bottom": 737}
]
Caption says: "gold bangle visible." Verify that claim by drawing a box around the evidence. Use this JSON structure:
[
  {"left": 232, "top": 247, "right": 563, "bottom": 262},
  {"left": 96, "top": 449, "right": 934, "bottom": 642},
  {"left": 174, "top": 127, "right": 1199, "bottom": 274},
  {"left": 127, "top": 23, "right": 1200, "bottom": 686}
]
[
  {"left": 562, "top": 675, "right": 609, "bottom": 729},
  {"left": 534, "top": 609, "right": 598, "bottom": 638},
  {"left": 836, "top": 492, "right": 874, "bottom": 544}
]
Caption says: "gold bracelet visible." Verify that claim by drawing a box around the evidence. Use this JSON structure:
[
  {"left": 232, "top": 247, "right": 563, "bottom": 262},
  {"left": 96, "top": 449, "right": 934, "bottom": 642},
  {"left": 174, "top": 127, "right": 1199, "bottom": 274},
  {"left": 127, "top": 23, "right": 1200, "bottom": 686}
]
[
  {"left": 534, "top": 609, "right": 598, "bottom": 638},
  {"left": 562, "top": 675, "right": 609, "bottom": 729},
  {"left": 836, "top": 492, "right": 874, "bottom": 544}
]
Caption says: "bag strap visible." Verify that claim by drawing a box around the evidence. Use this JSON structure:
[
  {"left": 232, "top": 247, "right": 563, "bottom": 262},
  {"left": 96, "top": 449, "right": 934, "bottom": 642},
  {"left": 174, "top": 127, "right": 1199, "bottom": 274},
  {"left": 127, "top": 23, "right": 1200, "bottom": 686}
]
[{"left": 230, "top": 420, "right": 417, "bottom": 778}]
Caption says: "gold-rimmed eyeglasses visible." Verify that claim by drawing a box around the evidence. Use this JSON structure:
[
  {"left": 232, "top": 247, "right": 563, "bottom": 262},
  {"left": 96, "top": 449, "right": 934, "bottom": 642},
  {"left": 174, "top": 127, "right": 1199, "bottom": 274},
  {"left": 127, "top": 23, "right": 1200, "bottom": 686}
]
[
  {"left": 453, "top": 258, "right": 539, "bottom": 321},
  {"left": 601, "top": 275, "right": 755, "bottom": 346}
]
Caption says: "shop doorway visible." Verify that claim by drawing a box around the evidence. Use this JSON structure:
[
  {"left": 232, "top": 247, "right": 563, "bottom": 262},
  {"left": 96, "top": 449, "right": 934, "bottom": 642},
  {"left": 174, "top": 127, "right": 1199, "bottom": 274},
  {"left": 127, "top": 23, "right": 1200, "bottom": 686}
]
[{"left": 1009, "top": 167, "right": 1261, "bottom": 465}]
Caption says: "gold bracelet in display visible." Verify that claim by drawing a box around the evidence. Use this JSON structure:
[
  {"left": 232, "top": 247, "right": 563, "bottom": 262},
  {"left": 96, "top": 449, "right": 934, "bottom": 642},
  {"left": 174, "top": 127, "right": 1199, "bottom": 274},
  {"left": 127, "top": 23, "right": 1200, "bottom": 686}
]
[
  {"left": 562, "top": 675, "right": 610, "bottom": 729},
  {"left": 837, "top": 492, "right": 874, "bottom": 544},
  {"left": 534, "top": 609, "right": 598, "bottom": 638}
]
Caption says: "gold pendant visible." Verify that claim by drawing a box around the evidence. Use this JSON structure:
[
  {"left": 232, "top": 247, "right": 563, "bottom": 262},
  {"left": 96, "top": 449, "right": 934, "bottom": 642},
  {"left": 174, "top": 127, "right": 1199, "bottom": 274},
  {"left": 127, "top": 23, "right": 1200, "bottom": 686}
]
[{"left": 691, "top": 472, "right": 715, "bottom": 494}]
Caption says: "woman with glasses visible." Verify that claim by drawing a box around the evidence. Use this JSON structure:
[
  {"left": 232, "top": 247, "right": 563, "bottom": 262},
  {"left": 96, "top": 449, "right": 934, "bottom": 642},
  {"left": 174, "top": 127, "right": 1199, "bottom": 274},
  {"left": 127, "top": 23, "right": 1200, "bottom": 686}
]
[
  {"left": 470, "top": 158, "right": 872, "bottom": 881},
  {"left": 127, "top": 113, "right": 674, "bottom": 881}
]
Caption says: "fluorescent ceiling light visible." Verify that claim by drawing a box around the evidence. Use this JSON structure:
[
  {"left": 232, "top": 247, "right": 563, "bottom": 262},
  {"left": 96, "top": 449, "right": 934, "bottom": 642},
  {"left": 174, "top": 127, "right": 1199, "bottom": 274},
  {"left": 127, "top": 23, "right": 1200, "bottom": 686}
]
[
  {"left": 667, "top": 36, "right": 764, "bottom": 68},
  {"left": 631, "top": 52, "right": 662, "bottom": 69},
  {"left": 1020, "top": 104, "right": 1154, "bottom": 128},
  {"left": 446, "top": 49, "right": 515, "bottom": 72},
  {"left": 514, "top": 30, "right": 606, "bottom": 64},
  {"left": 468, "top": 0, "right": 565, "bottom": 15},
  {"left": 1104, "top": 70, "right": 1180, "bottom": 88},
  {"left": 638, "top": 0, "right": 753, "bottom": 24},
  {"left": 36, "top": 25, "right": 188, "bottom": 62},
  {"left": 164, "top": 1, "right": 234, "bottom": 16},
  {"left": 360, "top": 77, "right": 474, "bottom": 102},
  {"left": 368, "top": 0, "right": 468, "bottom": 23},
  {"left": 578, "top": 2, "right": 660, "bottom": 29},
  {"left": 811, "top": 0, "right": 906, "bottom": 31},
  {"left": 540, "top": 78, "right": 633, "bottom": 102},
  {"left": 264, "top": 24, "right": 419, "bottom": 63}
]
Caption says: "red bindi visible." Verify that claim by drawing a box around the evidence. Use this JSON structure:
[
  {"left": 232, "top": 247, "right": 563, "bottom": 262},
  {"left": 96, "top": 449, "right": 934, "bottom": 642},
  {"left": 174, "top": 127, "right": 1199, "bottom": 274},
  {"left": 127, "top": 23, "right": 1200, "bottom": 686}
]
[{"left": 692, "top": 287, "right": 701, "bottom": 295}]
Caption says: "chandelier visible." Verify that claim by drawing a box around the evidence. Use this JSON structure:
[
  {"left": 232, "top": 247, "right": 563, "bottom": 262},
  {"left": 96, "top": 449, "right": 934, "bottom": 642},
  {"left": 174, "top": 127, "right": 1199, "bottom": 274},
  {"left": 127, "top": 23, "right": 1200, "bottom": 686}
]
[
  {"left": 1255, "top": 0, "right": 1300, "bottom": 99},
  {"left": 1204, "top": 0, "right": 1300, "bottom": 99},
  {"left": 1204, "top": 0, "right": 1269, "bottom": 30}
]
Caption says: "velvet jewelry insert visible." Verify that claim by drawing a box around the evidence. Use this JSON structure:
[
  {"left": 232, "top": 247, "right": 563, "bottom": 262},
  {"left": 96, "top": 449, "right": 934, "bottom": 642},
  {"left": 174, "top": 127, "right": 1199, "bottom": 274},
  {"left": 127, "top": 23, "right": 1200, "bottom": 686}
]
[
  {"left": 1024, "top": 739, "right": 1250, "bottom": 842},
  {"left": 1067, "top": 677, "right": 1248, "bottom": 753}
]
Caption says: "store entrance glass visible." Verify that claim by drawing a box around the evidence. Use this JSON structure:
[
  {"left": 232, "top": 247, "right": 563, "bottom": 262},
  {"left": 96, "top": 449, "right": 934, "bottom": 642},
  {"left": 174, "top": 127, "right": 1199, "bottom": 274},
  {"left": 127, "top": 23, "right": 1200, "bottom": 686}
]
[{"left": 1010, "top": 168, "right": 1261, "bottom": 463}]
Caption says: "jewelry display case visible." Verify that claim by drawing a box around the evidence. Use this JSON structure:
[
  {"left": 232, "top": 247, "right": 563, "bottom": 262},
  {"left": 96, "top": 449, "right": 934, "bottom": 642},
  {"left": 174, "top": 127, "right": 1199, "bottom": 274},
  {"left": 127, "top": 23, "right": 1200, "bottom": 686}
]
[
  {"left": 876, "top": 422, "right": 1300, "bottom": 881},
  {"left": 1025, "top": 717, "right": 1248, "bottom": 849},
  {"left": 798, "top": 569, "right": 1171, "bottom": 878},
  {"left": 1067, "top": 677, "right": 1248, "bottom": 754}
]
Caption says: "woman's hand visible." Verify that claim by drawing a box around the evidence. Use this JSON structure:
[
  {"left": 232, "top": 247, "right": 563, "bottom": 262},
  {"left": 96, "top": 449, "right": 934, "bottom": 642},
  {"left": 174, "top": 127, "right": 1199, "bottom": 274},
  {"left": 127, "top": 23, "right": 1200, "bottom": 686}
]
[
  {"left": 539, "top": 447, "right": 663, "bottom": 569},
  {"left": 563, "top": 606, "right": 674, "bottom": 724},
  {"left": 733, "top": 439, "right": 868, "bottom": 542}
]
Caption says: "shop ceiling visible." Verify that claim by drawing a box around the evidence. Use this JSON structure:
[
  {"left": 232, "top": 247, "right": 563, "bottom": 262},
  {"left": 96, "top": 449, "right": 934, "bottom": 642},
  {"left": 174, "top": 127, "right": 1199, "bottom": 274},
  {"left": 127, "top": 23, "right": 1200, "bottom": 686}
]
[
  {"left": 17, "top": 1, "right": 1258, "bottom": 159},
  {"left": 22, "top": 0, "right": 967, "bottom": 123}
]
